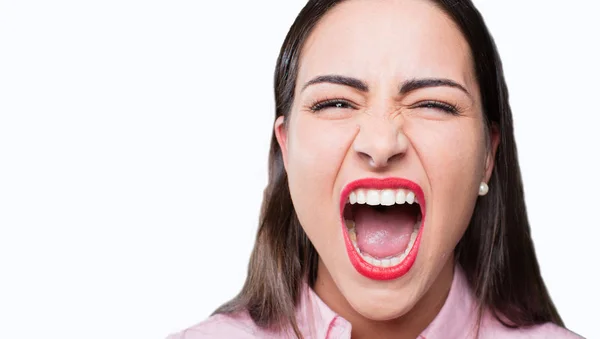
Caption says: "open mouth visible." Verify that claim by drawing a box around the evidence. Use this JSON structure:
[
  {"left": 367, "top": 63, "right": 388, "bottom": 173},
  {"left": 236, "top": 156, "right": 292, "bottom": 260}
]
[{"left": 340, "top": 178, "right": 425, "bottom": 280}]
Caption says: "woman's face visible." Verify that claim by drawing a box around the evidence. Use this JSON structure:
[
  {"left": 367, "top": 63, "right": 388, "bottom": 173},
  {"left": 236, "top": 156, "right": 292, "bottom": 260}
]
[{"left": 275, "top": 0, "right": 498, "bottom": 320}]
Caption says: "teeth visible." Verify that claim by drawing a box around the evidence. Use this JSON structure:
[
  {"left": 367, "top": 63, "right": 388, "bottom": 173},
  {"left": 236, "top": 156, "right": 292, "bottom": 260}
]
[
  {"left": 346, "top": 220, "right": 359, "bottom": 250},
  {"left": 356, "top": 189, "right": 366, "bottom": 204},
  {"left": 366, "top": 190, "right": 380, "bottom": 205},
  {"left": 348, "top": 227, "right": 357, "bottom": 243},
  {"left": 347, "top": 188, "right": 420, "bottom": 206},
  {"left": 406, "top": 191, "right": 415, "bottom": 204},
  {"left": 380, "top": 189, "right": 395, "bottom": 206},
  {"left": 396, "top": 189, "right": 406, "bottom": 204},
  {"left": 346, "top": 219, "right": 355, "bottom": 230}
]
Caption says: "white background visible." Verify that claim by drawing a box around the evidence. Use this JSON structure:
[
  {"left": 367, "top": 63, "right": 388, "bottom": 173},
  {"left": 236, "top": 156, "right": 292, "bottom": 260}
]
[{"left": 0, "top": 1, "right": 598, "bottom": 338}]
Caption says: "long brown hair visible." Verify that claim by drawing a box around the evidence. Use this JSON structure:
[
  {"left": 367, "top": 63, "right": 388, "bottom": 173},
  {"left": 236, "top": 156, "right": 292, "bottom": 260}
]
[{"left": 215, "top": 0, "right": 563, "bottom": 336}]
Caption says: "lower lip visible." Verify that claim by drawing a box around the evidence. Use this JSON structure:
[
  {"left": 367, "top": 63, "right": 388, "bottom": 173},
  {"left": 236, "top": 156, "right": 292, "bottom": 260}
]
[{"left": 340, "top": 178, "right": 425, "bottom": 281}]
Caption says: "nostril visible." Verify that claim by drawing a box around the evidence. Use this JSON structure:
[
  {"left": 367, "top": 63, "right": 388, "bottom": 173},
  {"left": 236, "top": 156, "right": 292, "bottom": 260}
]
[
  {"left": 357, "top": 150, "right": 403, "bottom": 168},
  {"left": 358, "top": 151, "right": 374, "bottom": 165},
  {"left": 386, "top": 153, "right": 403, "bottom": 164}
]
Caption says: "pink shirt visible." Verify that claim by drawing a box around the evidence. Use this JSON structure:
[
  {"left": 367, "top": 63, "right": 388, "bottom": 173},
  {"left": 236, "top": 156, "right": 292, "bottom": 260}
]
[{"left": 168, "top": 266, "right": 582, "bottom": 338}]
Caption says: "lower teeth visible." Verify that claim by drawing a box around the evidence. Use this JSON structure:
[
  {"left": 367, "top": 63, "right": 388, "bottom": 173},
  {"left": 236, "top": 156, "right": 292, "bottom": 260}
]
[{"left": 346, "top": 219, "right": 420, "bottom": 268}]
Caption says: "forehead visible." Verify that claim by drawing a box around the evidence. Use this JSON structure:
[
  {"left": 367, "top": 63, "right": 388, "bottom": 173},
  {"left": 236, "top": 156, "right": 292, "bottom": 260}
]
[{"left": 298, "top": 0, "right": 476, "bottom": 90}]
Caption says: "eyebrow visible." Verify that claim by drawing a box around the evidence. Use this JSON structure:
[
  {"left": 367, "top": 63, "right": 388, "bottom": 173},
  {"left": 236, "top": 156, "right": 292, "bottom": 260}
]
[
  {"left": 302, "top": 75, "right": 369, "bottom": 92},
  {"left": 399, "top": 78, "right": 471, "bottom": 99},
  {"left": 301, "top": 74, "right": 471, "bottom": 99}
]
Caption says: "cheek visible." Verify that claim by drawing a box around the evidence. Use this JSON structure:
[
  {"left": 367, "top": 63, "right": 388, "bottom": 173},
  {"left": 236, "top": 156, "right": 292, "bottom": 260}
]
[
  {"left": 286, "top": 115, "right": 356, "bottom": 239},
  {"left": 407, "top": 118, "right": 486, "bottom": 251},
  {"left": 287, "top": 115, "right": 355, "bottom": 185},
  {"left": 420, "top": 126, "right": 485, "bottom": 181}
]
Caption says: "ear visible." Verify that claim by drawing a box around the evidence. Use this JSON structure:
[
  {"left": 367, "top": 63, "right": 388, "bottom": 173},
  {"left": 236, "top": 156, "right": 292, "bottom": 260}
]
[
  {"left": 274, "top": 116, "right": 289, "bottom": 171},
  {"left": 484, "top": 124, "right": 500, "bottom": 182}
]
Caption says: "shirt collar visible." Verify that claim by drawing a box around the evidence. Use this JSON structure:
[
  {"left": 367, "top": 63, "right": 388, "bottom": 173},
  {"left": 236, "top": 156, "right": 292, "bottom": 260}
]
[{"left": 296, "top": 264, "right": 478, "bottom": 339}]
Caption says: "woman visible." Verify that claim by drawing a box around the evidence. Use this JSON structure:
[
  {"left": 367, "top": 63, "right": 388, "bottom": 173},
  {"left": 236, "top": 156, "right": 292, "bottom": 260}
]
[{"left": 170, "top": 0, "right": 582, "bottom": 338}]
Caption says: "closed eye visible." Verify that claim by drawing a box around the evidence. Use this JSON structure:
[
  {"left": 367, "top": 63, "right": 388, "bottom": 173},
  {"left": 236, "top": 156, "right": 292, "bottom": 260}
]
[
  {"left": 412, "top": 100, "right": 459, "bottom": 115},
  {"left": 310, "top": 99, "right": 356, "bottom": 112}
]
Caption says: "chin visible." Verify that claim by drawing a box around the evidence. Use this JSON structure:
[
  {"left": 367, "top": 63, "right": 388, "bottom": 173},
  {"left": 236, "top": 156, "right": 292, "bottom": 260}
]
[{"left": 342, "top": 283, "right": 420, "bottom": 321}]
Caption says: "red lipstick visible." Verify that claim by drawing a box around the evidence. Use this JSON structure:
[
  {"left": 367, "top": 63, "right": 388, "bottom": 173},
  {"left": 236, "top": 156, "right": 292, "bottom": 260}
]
[{"left": 340, "top": 177, "right": 426, "bottom": 280}]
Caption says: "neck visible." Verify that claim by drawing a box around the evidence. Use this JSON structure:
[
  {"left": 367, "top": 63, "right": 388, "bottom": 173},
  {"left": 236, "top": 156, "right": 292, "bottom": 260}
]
[{"left": 314, "top": 258, "right": 454, "bottom": 339}]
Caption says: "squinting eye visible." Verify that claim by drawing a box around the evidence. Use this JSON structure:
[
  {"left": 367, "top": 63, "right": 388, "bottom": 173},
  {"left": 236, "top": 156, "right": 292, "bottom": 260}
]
[
  {"left": 310, "top": 99, "right": 355, "bottom": 112},
  {"left": 413, "top": 100, "right": 459, "bottom": 115}
]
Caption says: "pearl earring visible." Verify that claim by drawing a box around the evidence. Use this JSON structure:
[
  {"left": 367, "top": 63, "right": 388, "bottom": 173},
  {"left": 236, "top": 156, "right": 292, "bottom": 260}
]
[{"left": 479, "top": 182, "right": 489, "bottom": 196}]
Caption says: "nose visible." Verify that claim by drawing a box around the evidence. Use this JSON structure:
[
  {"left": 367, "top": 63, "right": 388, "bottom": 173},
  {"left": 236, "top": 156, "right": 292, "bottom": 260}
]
[{"left": 352, "top": 114, "right": 408, "bottom": 169}]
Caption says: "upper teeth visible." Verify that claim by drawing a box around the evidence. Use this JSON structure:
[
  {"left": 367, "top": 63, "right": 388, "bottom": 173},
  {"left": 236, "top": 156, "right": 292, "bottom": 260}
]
[{"left": 348, "top": 188, "right": 419, "bottom": 206}]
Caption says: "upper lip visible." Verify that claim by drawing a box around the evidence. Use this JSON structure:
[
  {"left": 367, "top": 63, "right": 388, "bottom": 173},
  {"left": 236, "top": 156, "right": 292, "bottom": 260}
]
[{"left": 339, "top": 177, "right": 426, "bottom": 213}]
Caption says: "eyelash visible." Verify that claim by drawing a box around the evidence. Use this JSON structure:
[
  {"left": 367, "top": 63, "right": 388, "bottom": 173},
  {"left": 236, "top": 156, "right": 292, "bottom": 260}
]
[
  {"left": 309, "top": 98, "right": 459, "bottom": 115},
  {"left": 413, "top": 100, "right": 460, "bottom": 115},
  {"left": 309, "top": 99, "right": 355, "bottom": 112}
]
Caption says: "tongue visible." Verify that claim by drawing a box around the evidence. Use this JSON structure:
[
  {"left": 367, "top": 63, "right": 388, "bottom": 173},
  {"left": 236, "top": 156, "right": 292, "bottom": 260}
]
[{"left": 354, "top": 205, "right": 417, "bottom": 259}]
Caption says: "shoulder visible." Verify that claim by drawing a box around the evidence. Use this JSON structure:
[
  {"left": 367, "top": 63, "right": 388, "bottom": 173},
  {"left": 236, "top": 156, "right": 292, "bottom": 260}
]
[
  {"left": 480, "top": 318, "right": 583, "bottom": 339},
  {"left": 166, "top": 313, "right": 277, "bottom": 339}
]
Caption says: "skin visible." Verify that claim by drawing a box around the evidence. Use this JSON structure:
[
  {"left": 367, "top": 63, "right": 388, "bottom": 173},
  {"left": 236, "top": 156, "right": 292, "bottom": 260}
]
[{"left": 274, "top": 0, "right": 500, "bottom": 338}]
